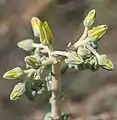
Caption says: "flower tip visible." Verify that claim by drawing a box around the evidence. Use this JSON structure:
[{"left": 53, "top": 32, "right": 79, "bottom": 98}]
[
  {"left": 3, "top": 73, "right": 7, "bottom": 79},
  {"left": 91, "top": 9, "right": 96, "bottom": 13}
]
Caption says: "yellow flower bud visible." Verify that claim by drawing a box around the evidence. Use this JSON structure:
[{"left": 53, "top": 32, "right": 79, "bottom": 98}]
[{"left": 88, "top": 25, "right": 108, "bottom": 41}]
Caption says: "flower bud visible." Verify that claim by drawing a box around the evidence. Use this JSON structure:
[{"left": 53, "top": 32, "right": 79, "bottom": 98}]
[
  {"left": 88, "top": 25, "right": 108, "bottom": 41},
  {"left": 40, "top": 21, "right": 53, "bottom": 46},
  {"left": 10, "top": 83, "right": 25, "bottom": 100},
  {"left": 83, "top": 9, "right": 96, "bottom": 28},
  {"left": 97, "top": 54, "right": 114, "bottom": 70},
  {"left": 31, "top": 17, "right": 42, "bottom": 37},
  {"left": 3, "top": 67, "right": 23, "bottom": 80},
  {"left": 24, "top": 56, "right": 41, "bottom": 68}
]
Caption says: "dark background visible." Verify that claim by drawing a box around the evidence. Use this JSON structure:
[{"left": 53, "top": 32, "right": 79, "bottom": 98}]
[{"left": 0, "top": 0, "right": 117, "bottom": 120}]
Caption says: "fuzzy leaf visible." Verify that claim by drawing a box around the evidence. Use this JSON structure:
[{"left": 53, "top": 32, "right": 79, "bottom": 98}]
[
  {"left": 83, "top": 9, "right": 96, "bottom": 28},
  {"left": 10, "top": 83, "right": 25, "bottom": 100},
  {"left": 17, "top": 39, "right": 34, "bottom": 51},
  {"left": 3, "top": 67, "right": 23, "bottom": 80}
]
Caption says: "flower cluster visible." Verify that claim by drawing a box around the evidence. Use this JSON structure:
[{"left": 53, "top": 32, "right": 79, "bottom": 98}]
[
  {"left": 65, "top": 10, "right": 114, "bottom": 71},
  {"left": 3, "top": 18, "right": 54, "bottom": 101}
]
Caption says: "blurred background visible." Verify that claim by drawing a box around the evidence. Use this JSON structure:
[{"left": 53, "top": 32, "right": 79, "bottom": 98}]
[{"left": 0, "top": 0, "right": 117, "bottom": 120}]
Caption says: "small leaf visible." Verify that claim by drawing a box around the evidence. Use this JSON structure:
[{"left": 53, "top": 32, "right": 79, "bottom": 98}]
[
  {"left": 3, "top": 67, "right": 23, "bottom": 80},
  {"left": 31, "top": 17, "right": 43, "bottom": 37},
  {"left": 10, "top": 83, "right": 25, "bottom": 100},
  {"left": 83, "top": 9, "right": 96, "bottom": 28},
  {"left": 17, "top": 39, "right": 34, "bottom": 51},
  {"left": 98, "top": 55, "right": 114, "bottom": 70},
  {"left": 88, "top": 25, "right": 108, "bottom": 41}
]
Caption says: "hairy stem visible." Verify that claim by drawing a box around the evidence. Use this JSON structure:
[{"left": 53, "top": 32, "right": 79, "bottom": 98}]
[
  {"left": 52, "top": 51, "right": 68, "bottom": 57},
  {"left": 86, "top": 44, "right": 100, "bottom": 58},
  {"left": 50, "top": 61, "right": 61, "bottom": 120},
  {"left": 79, "top": 27, "right": 88, "bottom": 41},
  {"left": 68, "top": 28, "right": 89, "bottom": 51}
]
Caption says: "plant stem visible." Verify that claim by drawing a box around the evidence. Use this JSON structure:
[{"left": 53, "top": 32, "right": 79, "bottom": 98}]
[
  {"left": 52, "top": 51, "right": 68, "bottom": 57},
  {"left": 67, "top": 28, "right": 89, "bottom": 51},
  {"left": 86, "top": 44, "right": 100, "bottom": 58},
  {"left": 50, "top": 61, "right": 61, "bottom": 120},
  {"left": 79, "top": 27, "right": 88, "bottom": 41},
  {"left": 73, "top": 37, "right": 89, "bottom": 49}
]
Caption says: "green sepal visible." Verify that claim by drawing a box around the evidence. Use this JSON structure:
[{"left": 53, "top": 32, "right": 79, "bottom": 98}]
[
  {"left": 3, "top": 67, "right": 23, "bottom": 80},
  {"left": 83, "top": 9, "right": 96, "bottom": 28},
  {"left": 17, "top": 39, "right": 34, "bottom": 51},
  {"left": 10, "top": 83, "right": 25, "bottom": 100}
]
